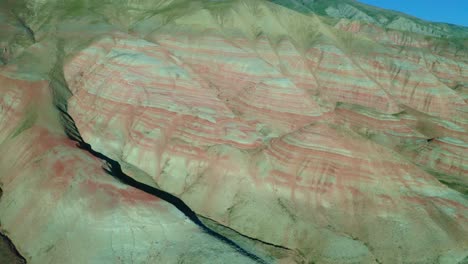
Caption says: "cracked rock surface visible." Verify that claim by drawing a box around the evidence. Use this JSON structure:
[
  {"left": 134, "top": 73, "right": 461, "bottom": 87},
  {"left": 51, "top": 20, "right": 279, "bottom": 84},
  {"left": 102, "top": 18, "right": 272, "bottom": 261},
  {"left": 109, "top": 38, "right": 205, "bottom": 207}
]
[{"left": 0, "top": 0, "right": 467, "bottom": 263}]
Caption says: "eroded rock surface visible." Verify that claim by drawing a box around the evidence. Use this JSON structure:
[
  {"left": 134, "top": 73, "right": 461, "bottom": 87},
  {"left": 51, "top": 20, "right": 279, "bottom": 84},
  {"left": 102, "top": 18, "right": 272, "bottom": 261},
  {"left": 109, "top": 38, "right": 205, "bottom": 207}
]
[{"left": 0, "top": 0, "right": 467, "bottom": 263}]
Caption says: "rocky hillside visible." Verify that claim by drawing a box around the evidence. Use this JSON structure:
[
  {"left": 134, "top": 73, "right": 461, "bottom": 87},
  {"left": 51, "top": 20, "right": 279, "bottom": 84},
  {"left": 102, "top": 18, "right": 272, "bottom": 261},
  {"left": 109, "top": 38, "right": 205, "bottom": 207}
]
[
  {"left": 270, "top": 0, "right": 468, "bottom": 38},
  {"left": 0, "top": 0, "right": 467, "bottom": 263}
]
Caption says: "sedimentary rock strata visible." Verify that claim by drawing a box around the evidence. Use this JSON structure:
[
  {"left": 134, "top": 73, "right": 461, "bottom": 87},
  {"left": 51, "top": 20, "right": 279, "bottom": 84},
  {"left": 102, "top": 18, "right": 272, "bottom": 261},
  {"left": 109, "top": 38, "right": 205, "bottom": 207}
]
[{"left": 0, "top": 0, "right": 467, "bottom": 263}]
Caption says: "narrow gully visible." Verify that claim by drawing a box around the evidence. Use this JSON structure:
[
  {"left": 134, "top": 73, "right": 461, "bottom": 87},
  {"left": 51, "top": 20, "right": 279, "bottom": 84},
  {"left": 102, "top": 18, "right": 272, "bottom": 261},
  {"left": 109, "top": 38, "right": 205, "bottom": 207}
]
[
  {"left": 57, "top": 107, "right": 270, "bottom": 264},
  {"left": 0, "top": 232, "right": 27, "bottom": 264},
  {"left": 0, "top": 186, "right": 26, "bottom": 263}
]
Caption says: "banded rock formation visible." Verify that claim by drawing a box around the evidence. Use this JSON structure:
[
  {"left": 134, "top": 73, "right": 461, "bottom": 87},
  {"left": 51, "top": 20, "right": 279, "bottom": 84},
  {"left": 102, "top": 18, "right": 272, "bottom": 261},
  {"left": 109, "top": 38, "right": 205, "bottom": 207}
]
[{"left": 0, "top": 0, "right": 467, "bottom": 263}]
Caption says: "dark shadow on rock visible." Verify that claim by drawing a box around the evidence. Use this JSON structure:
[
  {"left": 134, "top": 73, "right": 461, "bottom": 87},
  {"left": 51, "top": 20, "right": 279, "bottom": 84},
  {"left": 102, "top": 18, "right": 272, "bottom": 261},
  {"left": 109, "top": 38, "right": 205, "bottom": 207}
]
[
  {"left": 0, "top": 232, "right": 26, "bottom": 264},
  {"left": 56, "top": 106, "right": 269, "bottom": 264},
  {"left": 0, "top": 187, "right": 27, "bottom": 264}
]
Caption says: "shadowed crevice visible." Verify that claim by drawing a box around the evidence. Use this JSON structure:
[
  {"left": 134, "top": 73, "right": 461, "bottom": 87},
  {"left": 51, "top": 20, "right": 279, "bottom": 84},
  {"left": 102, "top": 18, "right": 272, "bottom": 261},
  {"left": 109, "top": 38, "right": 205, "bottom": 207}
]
[
  {"left": 0, "top": 188, "right": 27, "bottom": 264},
  {"left": 199, "top": 215, "right": 292, "bottom": 251},
  {"left": 56, "top": 107, "right": 270, "bottom": 264},
  {"left": 0, "top": 232, "right": 26, "bottom": 264}
]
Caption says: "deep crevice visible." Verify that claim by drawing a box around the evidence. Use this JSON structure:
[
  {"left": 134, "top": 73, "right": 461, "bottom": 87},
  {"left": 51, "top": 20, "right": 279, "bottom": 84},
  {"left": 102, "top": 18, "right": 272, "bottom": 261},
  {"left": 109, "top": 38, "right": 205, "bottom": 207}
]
[
  {"left": 0, "top": 187, "right": 27, "bottom": 264},
  {"left": 0, "top": 232, "right": 26, "bottom": 264},
  {"left": 56, "top": 107, "right": 269, "bottom": 264},
  {"left": 199, "top": 215, "right": 292, "bottom": 251}
]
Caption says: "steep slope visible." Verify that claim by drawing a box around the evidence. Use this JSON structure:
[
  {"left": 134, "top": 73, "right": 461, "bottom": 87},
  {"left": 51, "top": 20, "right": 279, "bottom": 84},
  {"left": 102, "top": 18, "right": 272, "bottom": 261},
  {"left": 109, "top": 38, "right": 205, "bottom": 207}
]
[
  {"left": 270, "top": 0, "right": 468, "bottom": 38},
  {"left": 0, "top": 0, "right": 467, "bottom": 263}
]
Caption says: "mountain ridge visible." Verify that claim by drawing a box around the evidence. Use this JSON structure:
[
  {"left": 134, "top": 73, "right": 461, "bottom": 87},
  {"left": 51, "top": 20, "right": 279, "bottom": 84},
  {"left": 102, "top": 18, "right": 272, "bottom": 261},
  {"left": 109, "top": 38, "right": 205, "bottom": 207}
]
[{"left": 270, "top": 0, "right": 468, "bottom": 38}]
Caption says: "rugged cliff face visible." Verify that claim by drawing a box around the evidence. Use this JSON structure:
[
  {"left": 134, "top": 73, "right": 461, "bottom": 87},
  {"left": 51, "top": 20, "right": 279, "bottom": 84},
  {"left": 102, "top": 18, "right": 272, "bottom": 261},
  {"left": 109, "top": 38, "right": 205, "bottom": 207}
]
[{"left": 0, "top": 0, "right": 467, "bottom": 263}]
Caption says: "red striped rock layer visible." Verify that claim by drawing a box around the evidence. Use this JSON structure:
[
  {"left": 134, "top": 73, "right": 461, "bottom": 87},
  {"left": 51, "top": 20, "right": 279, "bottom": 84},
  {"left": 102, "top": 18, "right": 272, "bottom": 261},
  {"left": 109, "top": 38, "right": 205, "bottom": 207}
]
[
  {"left": 64, "top": 31, "right": 468, "bottom": 263},
  {"left": 336, "top": 19, "right": 468, "bottom": 109},
  {"left": 354, "top": 54, "right": 465, "bottom": 123},
  {"left": 145, "top": 27, "right": 468, "bottom": 195},
  {"left": 334, "top": 103, "right": 468, "bottom": 192},
  {"left": 151, "top": 33, "right": 401, "bottom": 116},
  {"left": 319, "top": 42, "right": 468, "bottom": 181},
  {"left": 0, "top": 75, "right": 277, "bottom": 264},
  {"left": 406, "top": 137, "right": 468, "bottom": 190},
  {"left": 64, "top": 35, "right": 269, "bottom": 175},
  {"left": 0, "top": 129, "right": 269, "bottom": 264},
  {"left": 336, "top": 19, "right": 432, "bottom": 48},
  {"left": 151, "top": 30, "right": 467, "bottom": 126},
  {"left": 334, "top": 103, "right": 426, "bottom": 145},
  {"left": 148, "top": 33, "right": 326, "bottom": 133},
  {"left": 2, "top": 0, "right": 467, "bottom": 263},
  {"left": 157, "top": 120, "right": 468, "bottom": 263}
]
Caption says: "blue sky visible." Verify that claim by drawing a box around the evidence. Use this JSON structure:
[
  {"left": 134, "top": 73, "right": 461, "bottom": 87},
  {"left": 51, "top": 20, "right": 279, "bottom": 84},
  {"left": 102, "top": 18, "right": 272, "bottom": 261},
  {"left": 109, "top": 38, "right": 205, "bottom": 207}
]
[{"left": 358, "top": 0, "right": 468, "bottom": 27}]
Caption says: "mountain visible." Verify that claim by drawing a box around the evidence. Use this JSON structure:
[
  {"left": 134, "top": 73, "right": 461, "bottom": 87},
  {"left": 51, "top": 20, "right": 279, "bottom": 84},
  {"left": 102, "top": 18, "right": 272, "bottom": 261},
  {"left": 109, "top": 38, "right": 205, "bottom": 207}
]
[
  {"left": 0, "top": 0, "right": 467, "bottom": 263},
  {"left": 270, "top": 0, "right": 468, "bottom": 38}
]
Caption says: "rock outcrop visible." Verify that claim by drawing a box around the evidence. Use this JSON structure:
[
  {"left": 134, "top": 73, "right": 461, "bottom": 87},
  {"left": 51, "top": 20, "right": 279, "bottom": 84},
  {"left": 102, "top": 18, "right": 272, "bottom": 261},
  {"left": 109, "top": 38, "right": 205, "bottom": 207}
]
[{"left": 0, "top": 0, "right": 467, "bottom": 263}]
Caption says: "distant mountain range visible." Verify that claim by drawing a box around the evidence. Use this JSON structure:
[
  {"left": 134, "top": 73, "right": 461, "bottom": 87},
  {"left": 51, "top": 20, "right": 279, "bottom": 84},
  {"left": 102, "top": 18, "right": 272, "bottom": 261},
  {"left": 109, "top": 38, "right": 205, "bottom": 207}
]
[{"left": 271, "top": 0, "right": 468, "bottom": 38}]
